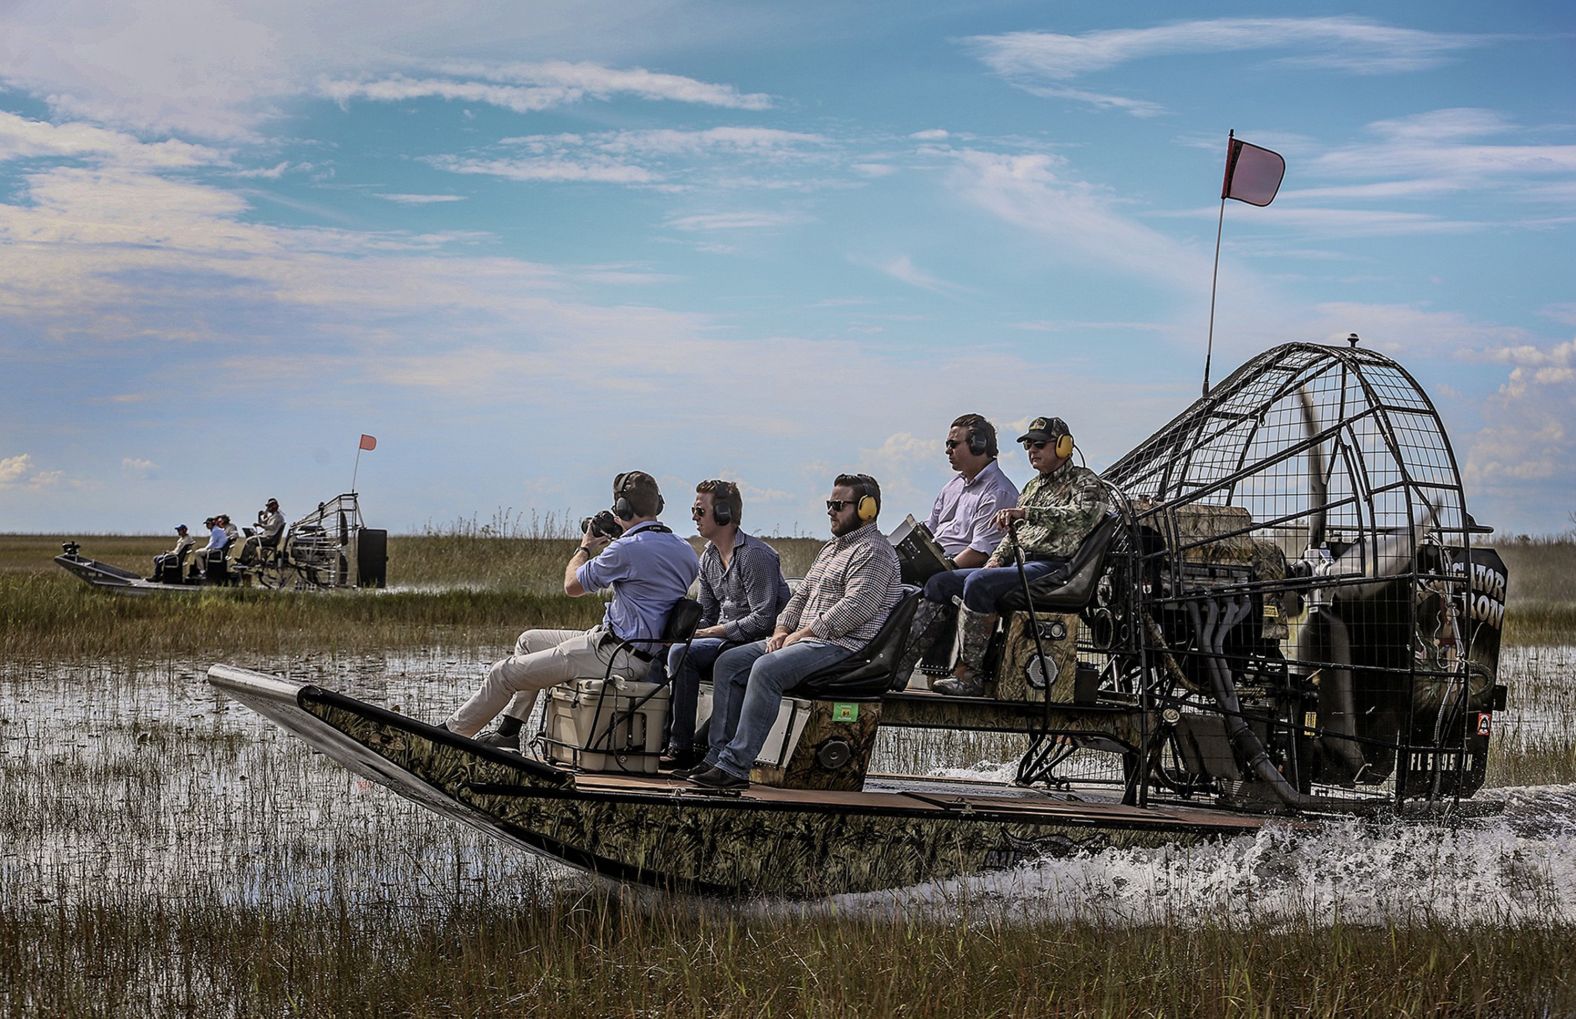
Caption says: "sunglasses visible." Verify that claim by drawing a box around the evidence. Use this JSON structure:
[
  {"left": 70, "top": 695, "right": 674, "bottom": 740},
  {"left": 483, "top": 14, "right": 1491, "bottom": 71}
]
[
  {"left": 944, "top": 439, "right": 963, "bottom": 451},
  {"left": 826, "top": 499, "right": 860, "bottom": 512},
  {"left": 1021, "top": 439, "right": 1050, "bottom": 451}
]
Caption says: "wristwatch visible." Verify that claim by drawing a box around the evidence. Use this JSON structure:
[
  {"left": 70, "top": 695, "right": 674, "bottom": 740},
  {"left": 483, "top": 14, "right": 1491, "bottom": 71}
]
[{"left": 577, "top": 546, "right": 596, "bottom": 557}]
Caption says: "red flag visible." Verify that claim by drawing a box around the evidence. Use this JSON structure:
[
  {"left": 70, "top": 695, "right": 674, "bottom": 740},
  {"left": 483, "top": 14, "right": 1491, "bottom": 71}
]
[
  {"left": 1222, "top": 135, "right": 1285, "bottom": 207},
  {"left": 359, "top": 434, "right": 377, "bottom": 451}
]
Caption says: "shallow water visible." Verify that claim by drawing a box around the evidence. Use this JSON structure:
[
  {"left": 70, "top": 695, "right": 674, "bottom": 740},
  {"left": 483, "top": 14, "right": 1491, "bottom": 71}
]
[{"left": 2, "top": 646, "right": 1572, "bottom": 926}]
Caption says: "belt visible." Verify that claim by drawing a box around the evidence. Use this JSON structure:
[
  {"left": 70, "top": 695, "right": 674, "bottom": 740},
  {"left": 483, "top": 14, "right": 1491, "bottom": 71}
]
[{"left": 598, "top": 631, "right": 655, "bottom": 663}]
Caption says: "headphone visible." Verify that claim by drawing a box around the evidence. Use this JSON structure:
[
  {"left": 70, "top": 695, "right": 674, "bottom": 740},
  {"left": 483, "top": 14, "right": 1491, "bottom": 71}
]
[
  {"left": 966, "top": 427, "right": 988, "bottom": 457},
  {"left": 854, "top": 474, "right": 879, "bottom": 522},
  {"left": 612, "top": 472, "right": 664, "bottom": 521},
  {"left": 1055, "top": 430, "right": 1075, "bottom": 460},
  {"left": 711, "top": 486, "right": 735, "bottom": 527}
]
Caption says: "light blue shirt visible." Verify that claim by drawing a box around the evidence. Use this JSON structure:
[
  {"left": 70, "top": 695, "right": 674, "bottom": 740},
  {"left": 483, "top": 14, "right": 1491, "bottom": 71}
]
[
  {"left": 205, "top": 526, "right": 228, "bottom": 551},
  {"left": 926, "top": 459, "right": 1021, "bottom": 557},
  {"left": 577, "top": 521, "right": 699, "bottom": 645}
]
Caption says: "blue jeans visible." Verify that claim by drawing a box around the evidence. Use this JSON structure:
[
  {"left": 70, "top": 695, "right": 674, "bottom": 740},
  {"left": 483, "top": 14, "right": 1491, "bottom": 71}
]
[
  {"left": 707, "top": 638, "right": 852, "bottom": 779},
  {"left": 663, "top": 637, "right": 733, "bottom": 752},
  {"left": 924, "top": 561, "right": 1062, "bottom": 612}
]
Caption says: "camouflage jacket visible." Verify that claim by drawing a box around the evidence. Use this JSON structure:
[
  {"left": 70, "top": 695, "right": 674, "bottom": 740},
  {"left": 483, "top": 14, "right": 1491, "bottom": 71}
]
[{"left": 988, "top": 461, "right": 1110, "bottom": 564}]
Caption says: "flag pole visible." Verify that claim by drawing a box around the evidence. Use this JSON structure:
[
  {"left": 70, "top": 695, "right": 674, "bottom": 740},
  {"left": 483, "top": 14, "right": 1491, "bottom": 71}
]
[
  {"left": 351, "top": 445, "right": 362, "bottom": 495},
  {"left": 1203, "top": 129, "right": 1234, "bottom": 398},
  {"left": 1202, "top": 194, "right": 1227, "bottom": 398}
]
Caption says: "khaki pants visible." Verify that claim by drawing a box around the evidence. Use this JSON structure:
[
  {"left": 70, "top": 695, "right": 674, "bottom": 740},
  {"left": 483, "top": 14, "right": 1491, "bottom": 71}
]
[{"left": 445, "top": 627, "right": 649, "bottom": 737}]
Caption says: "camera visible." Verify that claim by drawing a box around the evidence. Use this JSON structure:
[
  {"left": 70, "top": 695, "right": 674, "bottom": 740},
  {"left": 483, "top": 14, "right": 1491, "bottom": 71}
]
[{"left": 579, "top": 509, "right": 624, "bottom": 540}]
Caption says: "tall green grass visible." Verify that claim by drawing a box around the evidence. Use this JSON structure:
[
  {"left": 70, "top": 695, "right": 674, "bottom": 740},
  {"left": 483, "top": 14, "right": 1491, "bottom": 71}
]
[{"left": 3, "top": 899, "right": 1571, "bottom": 1017}]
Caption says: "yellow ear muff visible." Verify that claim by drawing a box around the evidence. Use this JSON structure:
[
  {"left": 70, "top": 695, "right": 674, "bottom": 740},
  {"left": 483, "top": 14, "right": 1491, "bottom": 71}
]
[
  {"left": 1055, "top": 432, "right": 1074, "bottom": 459},
  {"left": 856, "top": 494, "right": 878, "bottom": 522}
]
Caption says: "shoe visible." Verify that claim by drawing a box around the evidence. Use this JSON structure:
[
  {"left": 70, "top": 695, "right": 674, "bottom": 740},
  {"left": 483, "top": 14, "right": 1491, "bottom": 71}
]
[
  {"left": 670, "top": 760, "right": 715, "bottom": 780},
  {"left": 687, "top": 765, "right": 749, "bottom": 791},
  {"left": 659, "top": 746, "right": 705, "bottom": 770},
  {"left": 932, "top": 674, "right": 986, "bottom": 697},
  {"left": 474, "top": 728, "right": 523, "bottom": 752}
]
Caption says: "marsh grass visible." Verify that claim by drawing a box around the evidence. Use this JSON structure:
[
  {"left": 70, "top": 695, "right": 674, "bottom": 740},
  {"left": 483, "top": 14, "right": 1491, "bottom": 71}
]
[
  {"left": 4, "top": 900, "right": 1573, "bottom": 1017},
  {"left": 0, "top": 530, "right": 822, "bottom": 661}
]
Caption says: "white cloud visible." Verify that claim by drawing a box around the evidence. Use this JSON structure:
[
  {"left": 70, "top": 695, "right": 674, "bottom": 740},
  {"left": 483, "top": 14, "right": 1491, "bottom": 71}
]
[
  {"left": 433, "top": 127, "right": 834, "bottom": 190},
  {"left": 373, "top": 193, "right": 467, "bottom": 205},
  {"left": 0, "top": 453, "right": 64, "bottom": 490},
  {"left": 909, "top": 129, "right": 950, "bottom": 141},
  {"left": 1015, "top": 85, "right": 1163, "bottom": 118},
  {"left": 0, "top": 3, "right": 776, "bottom": 138},
  {"left": 0, "top": 111, "right": 221, "bottom": 167},
  {"left": 871, "top": 255, "right": 967, "bottom": 295},
  {"left": 666, "top": 211, "right": 803, "bottom": 231},
  {"left": 1313, "top": 110, "right": 1576, "bottom": 184},
  {"left": 121, "top": 457, "right": 157, "bottom": 478},
  {"left": 945, "top": 148, "right": 1209, "bottom": 290},
  {"left": 429, "top": 155, "right": 658, "bottom": 185},
  {"left": 1462, "top": 339, "right": 1575, "bottom": 495},
  {"left": 320, "top": 62, "right": 772, "bottom": 117},
  {"left": 593, "top": 127, "right": 824, "bottom": 156},
  {"left": 966, "top": 17, "right": 1488, "bottom": 81}
]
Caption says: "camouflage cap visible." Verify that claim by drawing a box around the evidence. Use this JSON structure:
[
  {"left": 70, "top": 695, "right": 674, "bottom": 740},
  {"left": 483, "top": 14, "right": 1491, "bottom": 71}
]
[
  {"left": 612, "top": 470, "right": 664, "bottom": 517},
  {"left": 1017, "top": 416, "right": 1070, "bottom": 443}
]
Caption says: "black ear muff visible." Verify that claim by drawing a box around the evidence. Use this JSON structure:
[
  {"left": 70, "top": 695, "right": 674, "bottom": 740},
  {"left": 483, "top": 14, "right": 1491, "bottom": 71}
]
[
  {"left": 1055, "top": 432, "right": 1075, "bottom": 459},
  {"left": 967, "top": 428, "right": 988, "bottom": 457},
  {"left": 712, "top": 497, "right": 733, "bottom": 527},
  {"left": 856, "top": 494, "right": 878, "bottom": 523},
  {"left": 612, "top": 472, "right": 635, "bottom": 520}
]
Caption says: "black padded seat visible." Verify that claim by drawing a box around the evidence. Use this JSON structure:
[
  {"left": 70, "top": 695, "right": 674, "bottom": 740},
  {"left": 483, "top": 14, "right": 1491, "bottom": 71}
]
[
  {"left": 793, "top": 585, "right": 922, "bottom": 699},
  {"left": 601, "top": 597, "right": 704, "bottom": 684},
  {"left": 994, "top": 514, "right": 1120, "bottom": 615}
]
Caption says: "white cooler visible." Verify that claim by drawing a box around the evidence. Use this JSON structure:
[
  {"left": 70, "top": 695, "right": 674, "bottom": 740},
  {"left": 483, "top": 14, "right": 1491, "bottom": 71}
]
[{"left": 544, "top": 677, "right": 671, "bottom": 774}]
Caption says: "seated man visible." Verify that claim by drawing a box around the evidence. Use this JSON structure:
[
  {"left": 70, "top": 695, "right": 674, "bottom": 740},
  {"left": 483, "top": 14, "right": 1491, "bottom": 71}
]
[
  {"left": 927, "top": 416, "right": 1109, "bottom": 697},
  {"left": 661, "top": 479, "right": 792, "bottom": 769},
  {"left": 901, "top": 413, "right": 1020, "bottom": 682},
  {"left": 149, "top": 524, "right": 195, "bottom": 581},
  {"left": 240, "top": 498, "right": 285, "bottom": 564},
  {"left": 687, "top": 473, "right": 901, "bottom": 790},
  {"left": 193, "top": 516, "right": 230, "bottom": 578},
  {"left": 441, "top": 471, "right": 699, "bottom": 751}
]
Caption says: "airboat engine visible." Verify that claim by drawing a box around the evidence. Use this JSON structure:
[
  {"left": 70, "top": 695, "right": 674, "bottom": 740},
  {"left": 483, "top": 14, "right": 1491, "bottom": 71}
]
[{"left": 1104, "top": 341, "right": 1509, "bottom": 811}]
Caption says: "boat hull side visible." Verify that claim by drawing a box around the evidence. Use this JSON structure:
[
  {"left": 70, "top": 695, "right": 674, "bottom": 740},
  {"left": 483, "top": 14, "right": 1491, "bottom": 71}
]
[{"left": 209, "top": 665, "right": 1260, "bottom": 898}]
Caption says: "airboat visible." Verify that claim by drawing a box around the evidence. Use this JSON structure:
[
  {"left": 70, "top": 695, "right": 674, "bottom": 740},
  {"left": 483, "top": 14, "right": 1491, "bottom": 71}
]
[
  {"left": 58, "top": 493, "right": 388, "bottom": 595},
  {"left": 211, "top": 341, "right": 1511, "bottom": 897}
]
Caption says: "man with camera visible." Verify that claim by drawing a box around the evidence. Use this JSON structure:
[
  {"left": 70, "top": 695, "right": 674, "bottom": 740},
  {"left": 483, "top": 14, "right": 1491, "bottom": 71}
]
[
  {"left": 685, "top": 473, "right": 901, "bottom": 791},
  {"left": 926, "top": 416, "right": 1109, "bottom": 696},
  {"left": 661, "top": 479, "right": 792, "bottom": 770},
  {"left": 442, "top": 471, "right": 698, "bottom": 750}
]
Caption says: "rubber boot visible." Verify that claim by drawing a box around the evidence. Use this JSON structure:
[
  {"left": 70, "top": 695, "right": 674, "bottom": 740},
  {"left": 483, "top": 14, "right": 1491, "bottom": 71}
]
[{"left": 932, "top": 609, "right": 996, "bottom": 696}]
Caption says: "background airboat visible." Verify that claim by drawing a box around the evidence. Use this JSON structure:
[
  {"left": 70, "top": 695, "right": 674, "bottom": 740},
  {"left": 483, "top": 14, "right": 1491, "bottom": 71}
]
[
  {"left": 57, "top": 492, "right": 388, "bottom": 594},
  {"left": 211, "top": 340, "right": 1510, "bottom": 896}
]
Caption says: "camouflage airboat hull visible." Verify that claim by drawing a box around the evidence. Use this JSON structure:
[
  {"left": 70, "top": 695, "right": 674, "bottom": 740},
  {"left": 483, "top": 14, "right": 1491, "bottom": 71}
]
[{"left": 209, "top": 664, "right": 1268, "bottom": 898}]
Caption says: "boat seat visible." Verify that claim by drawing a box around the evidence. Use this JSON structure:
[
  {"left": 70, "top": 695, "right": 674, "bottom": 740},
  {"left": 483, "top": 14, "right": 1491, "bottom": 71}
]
[
  {"left": 995, "top": 514, "right": 1121, "bottom": 615},
  {"left": 600, "top": 597, "right": 704, "bottom": 686},
  {"left": 792, "top": 585, "right": 922, "bottom": 699}
]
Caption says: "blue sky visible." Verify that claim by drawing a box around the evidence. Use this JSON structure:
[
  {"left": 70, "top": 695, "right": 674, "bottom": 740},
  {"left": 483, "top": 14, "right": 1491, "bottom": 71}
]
[{"left": 1, "top": 2, "right": 1572, "bottom": 539}]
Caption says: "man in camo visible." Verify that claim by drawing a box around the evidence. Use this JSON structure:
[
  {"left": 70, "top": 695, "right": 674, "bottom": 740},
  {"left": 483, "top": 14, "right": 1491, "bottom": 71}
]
[{"left": 926, "top": 415, "right": 1110, "bottom": 696}]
